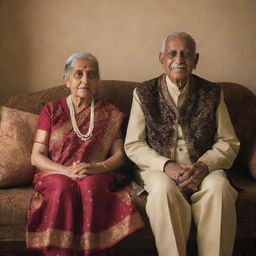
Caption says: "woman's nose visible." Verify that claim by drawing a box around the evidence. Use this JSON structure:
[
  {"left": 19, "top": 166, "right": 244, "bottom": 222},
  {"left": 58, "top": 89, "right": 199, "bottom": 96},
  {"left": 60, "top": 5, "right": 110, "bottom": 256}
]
[{"left": 81, "top": 73, "right": 88, "bottom": 83}]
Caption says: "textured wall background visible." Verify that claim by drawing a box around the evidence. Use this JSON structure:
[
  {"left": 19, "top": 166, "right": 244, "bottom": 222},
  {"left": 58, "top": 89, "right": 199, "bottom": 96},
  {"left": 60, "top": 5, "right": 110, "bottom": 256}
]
[{"left": 0, "top": 0, "right": 255, "bottom": 103}]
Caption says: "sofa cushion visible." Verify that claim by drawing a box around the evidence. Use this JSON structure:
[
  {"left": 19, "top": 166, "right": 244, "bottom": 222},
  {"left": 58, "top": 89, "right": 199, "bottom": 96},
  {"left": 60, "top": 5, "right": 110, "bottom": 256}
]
[
  {"left": 0, "top": 186, "right": 34, "bottom": 241},
  {"left": 0, "top": 107, "right": 38, "bottom": 188}
]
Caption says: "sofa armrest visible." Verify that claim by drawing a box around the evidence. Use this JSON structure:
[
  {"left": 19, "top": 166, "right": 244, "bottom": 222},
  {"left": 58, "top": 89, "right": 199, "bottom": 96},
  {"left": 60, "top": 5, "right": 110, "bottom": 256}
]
[{"left": 248, "top": 138, "right": 256, "bottom": 180}]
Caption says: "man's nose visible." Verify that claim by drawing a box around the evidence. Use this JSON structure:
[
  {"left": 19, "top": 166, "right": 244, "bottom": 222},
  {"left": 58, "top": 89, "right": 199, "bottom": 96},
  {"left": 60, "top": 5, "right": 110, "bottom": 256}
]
[{"left": 175, "top": 52, "right": 184, "bottom": 64}]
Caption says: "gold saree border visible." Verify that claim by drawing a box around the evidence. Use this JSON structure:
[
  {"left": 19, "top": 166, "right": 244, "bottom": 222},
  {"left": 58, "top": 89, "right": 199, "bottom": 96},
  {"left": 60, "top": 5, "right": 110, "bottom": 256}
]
[{"left": 27, "top": 211, "right": 143, "bottom": 251}]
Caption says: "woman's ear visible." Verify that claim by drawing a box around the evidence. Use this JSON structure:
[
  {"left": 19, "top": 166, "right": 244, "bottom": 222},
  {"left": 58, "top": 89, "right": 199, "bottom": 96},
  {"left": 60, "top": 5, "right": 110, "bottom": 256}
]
[{"left": 63, "top": 75, "right": 69, "bottom": 88}]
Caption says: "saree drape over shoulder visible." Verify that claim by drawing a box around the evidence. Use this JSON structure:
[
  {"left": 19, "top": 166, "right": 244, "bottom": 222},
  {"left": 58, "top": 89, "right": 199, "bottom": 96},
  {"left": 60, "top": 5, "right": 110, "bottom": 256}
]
[{"left": 26, "top": 98, "right": 144, "bottom": 256}]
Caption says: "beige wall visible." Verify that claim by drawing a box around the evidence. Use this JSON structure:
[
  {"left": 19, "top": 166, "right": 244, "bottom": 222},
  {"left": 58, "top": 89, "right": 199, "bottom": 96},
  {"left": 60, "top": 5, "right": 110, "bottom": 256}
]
[{"left": 0, "top": 0, "right": 255, "bottom": 104}]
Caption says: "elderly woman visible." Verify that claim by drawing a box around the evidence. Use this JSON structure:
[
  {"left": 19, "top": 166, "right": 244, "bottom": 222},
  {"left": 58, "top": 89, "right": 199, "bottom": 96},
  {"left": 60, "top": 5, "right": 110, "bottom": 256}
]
[{"left": 26, "top": 53, "right": 144, "bottom": 256}]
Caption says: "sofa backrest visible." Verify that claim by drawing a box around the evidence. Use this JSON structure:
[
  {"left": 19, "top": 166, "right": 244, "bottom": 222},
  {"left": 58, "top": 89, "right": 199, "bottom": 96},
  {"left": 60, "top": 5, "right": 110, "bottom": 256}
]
[
  {"left": 3, "top": 80, "right": 140, "bottom": 116},
  {"left": 218, "top": 82, "right": 256, "bottom": 174},
  {"left": 3, "top": 79, "right": 256, "bottom": 175}
]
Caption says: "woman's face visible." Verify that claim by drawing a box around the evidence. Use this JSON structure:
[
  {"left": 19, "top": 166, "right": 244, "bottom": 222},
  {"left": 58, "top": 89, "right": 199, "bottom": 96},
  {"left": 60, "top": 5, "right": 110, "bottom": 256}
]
[{"left": 64, "top": 58, "right": 99, "bottom": 101}]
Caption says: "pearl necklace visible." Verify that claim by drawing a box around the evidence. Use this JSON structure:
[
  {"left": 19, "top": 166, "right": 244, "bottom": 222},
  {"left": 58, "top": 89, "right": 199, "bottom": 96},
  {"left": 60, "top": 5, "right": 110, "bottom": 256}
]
[{"left": 67, "top": 95, "right": 94, "bottom": 141}]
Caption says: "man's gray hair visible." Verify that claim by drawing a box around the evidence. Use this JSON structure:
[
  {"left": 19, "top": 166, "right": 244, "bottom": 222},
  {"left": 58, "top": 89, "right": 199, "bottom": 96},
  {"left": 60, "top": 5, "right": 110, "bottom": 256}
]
[
  {"left": 160, "top": 32, "right": 197, "bottom": 53},
  {"left": 64, "top": 52, "right": 99, "bottom": 77}
]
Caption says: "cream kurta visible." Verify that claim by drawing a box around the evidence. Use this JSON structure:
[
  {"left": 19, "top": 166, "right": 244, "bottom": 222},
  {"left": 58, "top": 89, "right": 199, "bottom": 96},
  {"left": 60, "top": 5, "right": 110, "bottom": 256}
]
[
  {"left": 125, "top": 76, "right": 240, "bottom": 171},
  {"left": 124, "top": 75, "right": 240, "bottom": 256}
]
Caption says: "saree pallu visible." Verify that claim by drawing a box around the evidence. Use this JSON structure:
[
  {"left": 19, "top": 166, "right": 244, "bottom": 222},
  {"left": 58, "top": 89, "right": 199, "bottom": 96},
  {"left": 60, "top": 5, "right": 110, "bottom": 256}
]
[{"left": 26, "top": 98, "right": 144, "bottom": 255}]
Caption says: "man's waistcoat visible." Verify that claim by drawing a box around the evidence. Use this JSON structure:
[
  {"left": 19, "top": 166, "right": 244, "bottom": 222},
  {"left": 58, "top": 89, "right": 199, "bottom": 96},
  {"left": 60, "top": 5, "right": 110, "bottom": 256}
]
[{"left": 136, "top": 74, "right": 221, "bottom": 163}]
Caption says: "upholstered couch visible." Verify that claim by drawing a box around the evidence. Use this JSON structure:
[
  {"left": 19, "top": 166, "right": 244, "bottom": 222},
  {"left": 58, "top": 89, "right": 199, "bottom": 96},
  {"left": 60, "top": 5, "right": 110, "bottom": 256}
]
[{"left": 0, "top": 79, "right": 255, "bottom": 255}]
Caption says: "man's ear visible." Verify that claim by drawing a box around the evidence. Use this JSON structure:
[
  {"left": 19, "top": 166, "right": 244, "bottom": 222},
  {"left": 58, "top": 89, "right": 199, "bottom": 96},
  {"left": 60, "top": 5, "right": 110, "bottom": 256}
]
[
  {"left": 194, "top": 53, "right": 199, "bottom": 69},
  {"left": 159, "top": 52, "right": 164, "bottom": 64}
]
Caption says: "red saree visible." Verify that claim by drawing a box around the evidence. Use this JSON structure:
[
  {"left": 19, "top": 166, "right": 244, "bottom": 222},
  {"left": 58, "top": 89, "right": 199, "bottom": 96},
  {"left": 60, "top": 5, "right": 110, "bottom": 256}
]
[{"left": 26, "top": 98, "right": 144, "bottom": 256}]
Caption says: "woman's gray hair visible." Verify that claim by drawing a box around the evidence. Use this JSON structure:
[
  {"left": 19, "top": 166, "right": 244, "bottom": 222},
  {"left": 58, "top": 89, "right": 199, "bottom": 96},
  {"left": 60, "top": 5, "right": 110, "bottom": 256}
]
[
  {"left": 160, "top": 32, "right": 197, "bottom": 53},
  {"left": 64, "top": 52, "right": 100, "bottom": 77}
]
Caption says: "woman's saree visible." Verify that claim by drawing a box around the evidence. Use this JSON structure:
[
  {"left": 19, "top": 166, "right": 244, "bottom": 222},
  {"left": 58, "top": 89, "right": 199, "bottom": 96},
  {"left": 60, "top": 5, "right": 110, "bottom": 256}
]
[{"left": 26, "top": 98, "right": 144, "bottom": 255}]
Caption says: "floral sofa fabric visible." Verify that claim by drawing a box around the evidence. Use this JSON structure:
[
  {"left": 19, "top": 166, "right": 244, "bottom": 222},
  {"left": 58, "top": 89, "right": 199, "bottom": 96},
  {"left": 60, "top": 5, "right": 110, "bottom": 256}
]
[{"left": 0, "top": 80, "right": 256, "bottom": 253}]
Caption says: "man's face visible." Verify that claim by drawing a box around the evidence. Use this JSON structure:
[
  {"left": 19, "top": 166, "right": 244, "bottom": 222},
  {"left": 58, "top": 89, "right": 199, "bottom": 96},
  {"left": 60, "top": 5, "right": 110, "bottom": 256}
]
[{"left": 160, "top": 36, "right": 199, "bottom": 87}]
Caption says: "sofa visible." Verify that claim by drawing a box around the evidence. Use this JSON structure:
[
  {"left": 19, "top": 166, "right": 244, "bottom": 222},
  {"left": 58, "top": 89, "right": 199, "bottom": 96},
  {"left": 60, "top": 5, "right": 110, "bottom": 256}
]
[{"left": 0, "top": 79, "right": 255, "bottom": 255}]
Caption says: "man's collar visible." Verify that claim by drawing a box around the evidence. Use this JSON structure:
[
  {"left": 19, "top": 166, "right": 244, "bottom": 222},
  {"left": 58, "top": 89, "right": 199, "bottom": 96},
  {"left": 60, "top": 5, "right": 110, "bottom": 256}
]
[{"left": 165, "top": 75, "right": 190, "bottom": 94}]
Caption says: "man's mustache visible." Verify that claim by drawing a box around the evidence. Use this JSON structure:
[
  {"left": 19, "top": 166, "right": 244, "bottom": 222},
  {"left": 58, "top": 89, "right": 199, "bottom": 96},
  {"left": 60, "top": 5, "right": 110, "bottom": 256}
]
[{"left": 170, "top": 64, "right": 188, "bottom": 70}]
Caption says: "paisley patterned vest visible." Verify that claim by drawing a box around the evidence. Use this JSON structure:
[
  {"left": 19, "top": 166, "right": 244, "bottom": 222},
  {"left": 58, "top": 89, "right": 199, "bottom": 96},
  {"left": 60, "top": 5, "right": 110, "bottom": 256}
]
[{"left": 136, "top": 74, "right": 221, "bottom": 163}]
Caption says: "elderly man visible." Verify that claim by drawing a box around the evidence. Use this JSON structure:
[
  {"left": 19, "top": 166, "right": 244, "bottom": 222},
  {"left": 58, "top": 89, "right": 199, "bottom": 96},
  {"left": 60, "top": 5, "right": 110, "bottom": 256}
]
[{"left": 124, "top": 32, "right": 240, "bottom": 256}]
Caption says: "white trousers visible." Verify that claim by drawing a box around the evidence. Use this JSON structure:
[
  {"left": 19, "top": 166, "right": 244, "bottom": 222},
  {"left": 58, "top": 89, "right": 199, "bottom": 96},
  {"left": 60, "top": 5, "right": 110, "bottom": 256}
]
[{"left": 140, "top": 169, "right": 238, "bottom": 256}]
